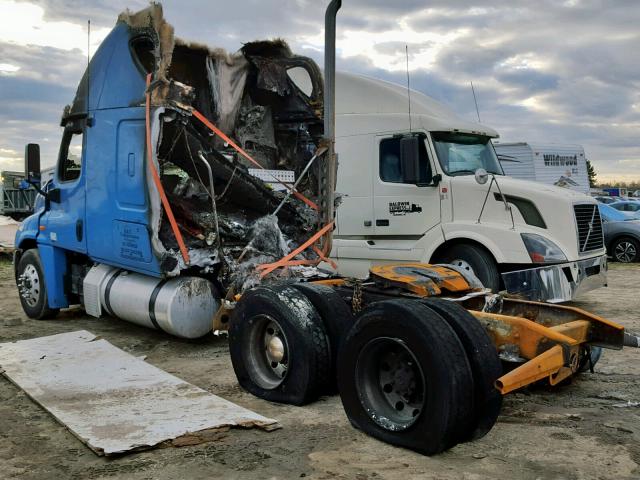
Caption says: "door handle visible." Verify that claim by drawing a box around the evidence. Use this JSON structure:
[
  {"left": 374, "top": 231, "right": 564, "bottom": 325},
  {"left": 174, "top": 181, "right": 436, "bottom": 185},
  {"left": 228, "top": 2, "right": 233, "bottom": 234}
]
[
  {"left": 376, "top": 219, "right": 389, "bottom": 226},
  {"left": 364, "top": 220, "right": 372, "bottom": 227}
]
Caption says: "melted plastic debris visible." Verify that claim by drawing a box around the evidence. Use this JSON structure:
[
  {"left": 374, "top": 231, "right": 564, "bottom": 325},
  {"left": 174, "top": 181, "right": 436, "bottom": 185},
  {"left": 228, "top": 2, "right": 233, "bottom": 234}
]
[
  {"left": 175, "top": 248, "right": 219, "bottom": 270},
  {"left": 227, "top": 215, "right": 293, "bottom": 291},
  {"left": 289, "top": 265, "right": 328, "bottom": 278},
  {"left": 246, "top": 215, "right": 289, "bottom": 259}
]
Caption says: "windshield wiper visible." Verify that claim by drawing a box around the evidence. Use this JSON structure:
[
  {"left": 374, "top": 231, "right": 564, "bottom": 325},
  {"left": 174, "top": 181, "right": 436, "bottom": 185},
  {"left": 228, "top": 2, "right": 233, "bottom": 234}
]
[{"left": 449, "top": 169, "right": 503, "bottom": 177}]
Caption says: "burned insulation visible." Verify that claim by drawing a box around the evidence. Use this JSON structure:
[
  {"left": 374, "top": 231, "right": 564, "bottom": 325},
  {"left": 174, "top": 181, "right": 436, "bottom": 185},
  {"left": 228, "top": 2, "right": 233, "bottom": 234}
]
[{"left": 69, "top": 3, "right": 328, "bottom": 291}]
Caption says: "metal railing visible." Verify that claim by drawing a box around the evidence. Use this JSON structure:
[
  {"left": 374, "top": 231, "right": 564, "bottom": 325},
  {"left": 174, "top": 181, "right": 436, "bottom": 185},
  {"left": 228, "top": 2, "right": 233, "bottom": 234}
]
[{"left": 0, "top": 187, "right": 37, "bottom": 215}]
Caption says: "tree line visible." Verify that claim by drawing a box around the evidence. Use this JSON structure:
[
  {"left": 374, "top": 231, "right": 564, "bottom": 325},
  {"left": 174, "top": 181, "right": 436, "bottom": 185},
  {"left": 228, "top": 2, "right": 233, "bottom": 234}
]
[{"left": 584, "top": 160, "right": 638, "bottom": 190}]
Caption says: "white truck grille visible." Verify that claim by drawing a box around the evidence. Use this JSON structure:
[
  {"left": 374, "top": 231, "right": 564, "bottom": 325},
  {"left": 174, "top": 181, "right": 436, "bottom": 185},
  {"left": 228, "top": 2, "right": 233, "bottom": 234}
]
[{"left": 574, "top": 204, "right": 604, "bottom": 253}]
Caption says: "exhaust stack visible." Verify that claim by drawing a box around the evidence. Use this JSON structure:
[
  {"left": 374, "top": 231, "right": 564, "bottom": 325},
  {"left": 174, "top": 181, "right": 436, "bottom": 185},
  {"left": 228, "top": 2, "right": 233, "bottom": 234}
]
[
  {"left": 324, "top": 0, "right": 341, "bottom": 141},
  {"left": 319, "top": 0, "right": 341, "bottom": 255}
]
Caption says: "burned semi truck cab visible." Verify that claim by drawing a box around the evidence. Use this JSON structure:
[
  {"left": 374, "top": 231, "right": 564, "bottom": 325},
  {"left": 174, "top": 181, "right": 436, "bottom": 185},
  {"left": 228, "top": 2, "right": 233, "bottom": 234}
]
[{"left": 14, "top": 5, "right": 328, "bottom": 337}]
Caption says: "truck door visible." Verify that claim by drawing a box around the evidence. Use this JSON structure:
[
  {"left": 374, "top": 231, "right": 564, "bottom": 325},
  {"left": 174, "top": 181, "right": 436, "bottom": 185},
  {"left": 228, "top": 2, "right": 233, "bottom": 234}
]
[
  {"left": 372, "top": 133, "right": 440, "bottom": 237},
  {"left": 334, "top": 134, "right": 375, "bottom": 236},
  {"left": 41, "top": 120, "right": 87, "bottom": 253}
]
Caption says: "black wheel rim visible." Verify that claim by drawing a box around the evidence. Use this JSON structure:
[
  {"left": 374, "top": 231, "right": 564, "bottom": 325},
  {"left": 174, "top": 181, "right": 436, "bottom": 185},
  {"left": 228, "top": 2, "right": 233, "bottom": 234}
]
[
  {"left": 355, "top": 337, "right": 426, "bottom": 431},
  {"left": 245, "top": 314, "right": 290, "bottom": 390},
  {"left": 615, "top": 241, "right": 636, "bottom": 262}
]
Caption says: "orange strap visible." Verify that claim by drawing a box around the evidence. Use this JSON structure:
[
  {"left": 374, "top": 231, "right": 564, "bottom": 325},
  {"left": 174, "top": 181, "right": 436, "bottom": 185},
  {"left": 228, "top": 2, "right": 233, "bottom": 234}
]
[
  {"left": 293, "top": 191, "right": 319, "bottom": 211},
  {"left": 257, "top": 221, "right": 335, "bottom": 278},
  {"left": 312, "top": 244, "right": 337, "bottom": 270},
  {"left": 145, "top": 74, "right": 190, "bottom": 265},
  {"left": 191, "top": 108, "right": 319, "bottom": 211}
]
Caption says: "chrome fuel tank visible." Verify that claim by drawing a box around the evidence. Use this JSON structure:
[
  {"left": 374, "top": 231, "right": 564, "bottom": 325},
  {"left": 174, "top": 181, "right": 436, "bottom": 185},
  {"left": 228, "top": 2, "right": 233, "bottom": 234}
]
[{"left": 83, "top": 264, "right": 218, "bottom": 339}]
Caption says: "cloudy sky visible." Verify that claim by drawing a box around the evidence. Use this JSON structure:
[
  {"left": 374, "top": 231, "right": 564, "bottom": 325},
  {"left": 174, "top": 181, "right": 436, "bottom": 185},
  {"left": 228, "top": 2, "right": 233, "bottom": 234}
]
[{"left": 0, "top": 0, "right": 638, "bottom": 182}]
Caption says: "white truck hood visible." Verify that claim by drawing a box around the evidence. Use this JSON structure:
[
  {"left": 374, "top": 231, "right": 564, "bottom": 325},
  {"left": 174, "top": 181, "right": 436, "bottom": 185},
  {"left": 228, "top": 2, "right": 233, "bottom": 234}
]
[
  {"left": 497, "top": 176, "right": 594, "bottom": 201},
  {"left": 448, "top": 175, "right": 600, "bottom": 260}
]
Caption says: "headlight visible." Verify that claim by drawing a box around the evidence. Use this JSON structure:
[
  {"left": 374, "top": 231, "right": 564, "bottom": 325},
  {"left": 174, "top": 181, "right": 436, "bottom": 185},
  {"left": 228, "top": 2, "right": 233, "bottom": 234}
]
[{"left": 521, "top": 233, "right": 567, "bottom": 263}]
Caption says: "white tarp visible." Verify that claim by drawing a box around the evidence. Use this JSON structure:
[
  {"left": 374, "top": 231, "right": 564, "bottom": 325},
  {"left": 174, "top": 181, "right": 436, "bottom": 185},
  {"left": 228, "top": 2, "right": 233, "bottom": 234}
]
[
  {"left": 0, "top": 215, "right": 19, "bottom": 248},
  {"left": 0, "top": 330, "right": 279, "bottom": 455}
]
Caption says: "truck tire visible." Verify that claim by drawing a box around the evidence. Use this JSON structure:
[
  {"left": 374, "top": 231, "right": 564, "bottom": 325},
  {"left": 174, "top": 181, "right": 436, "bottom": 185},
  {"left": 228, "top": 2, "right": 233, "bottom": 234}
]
[
  {"left": 290, "top": 282, "right": 353, "bottom": 392},
  {"left": 611, "top": 237, "right": 639, "bottom": 263},
  {"left": 337, "top": 299, "right": 474, "bottom": 455},
  {"left": 15, "top": 249, "right": 59, "bottom": 320},
  {"left": 435, "top": 244, "right": 500, "bottom": 292},
  {"left": 578, "top": 346, "right": 603, "bottom": 373},
  {"left": 229, "top": 285, "right": 331, "bottom": 405},
  {"left": 419, "top": 298, "right": 502, "bottom": 442}
]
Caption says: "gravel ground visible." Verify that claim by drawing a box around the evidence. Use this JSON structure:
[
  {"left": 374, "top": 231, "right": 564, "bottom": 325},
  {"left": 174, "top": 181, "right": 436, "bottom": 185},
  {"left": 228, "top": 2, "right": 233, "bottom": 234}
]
[{"left": 1, "top": 256, "right": 639, "bottom": 480}]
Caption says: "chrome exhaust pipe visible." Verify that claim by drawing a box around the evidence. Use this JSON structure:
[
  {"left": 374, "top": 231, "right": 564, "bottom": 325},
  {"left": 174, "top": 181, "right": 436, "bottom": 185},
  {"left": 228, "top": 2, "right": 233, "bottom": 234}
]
[
  {"left": 319, "top": 0, "right": 341, "bottom": 255},
  {"left": 324, "top": 0, "right": 341, "bottom": 142}
]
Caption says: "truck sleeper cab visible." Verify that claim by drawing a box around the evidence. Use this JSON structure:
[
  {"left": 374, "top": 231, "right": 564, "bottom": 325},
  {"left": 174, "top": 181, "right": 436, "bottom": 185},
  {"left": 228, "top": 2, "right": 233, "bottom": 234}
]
[
  {"left": 329, "top": 72, "right": 607, "bottom": 302},
  {"left": 14, "top": 7, "right": 328, "bottom": 336}
]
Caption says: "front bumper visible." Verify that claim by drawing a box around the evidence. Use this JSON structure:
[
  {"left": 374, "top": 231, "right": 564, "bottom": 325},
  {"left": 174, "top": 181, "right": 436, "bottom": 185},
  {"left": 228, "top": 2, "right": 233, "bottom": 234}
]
[{"left": 501, "top": 254, "right": 607, "bottom": 303}]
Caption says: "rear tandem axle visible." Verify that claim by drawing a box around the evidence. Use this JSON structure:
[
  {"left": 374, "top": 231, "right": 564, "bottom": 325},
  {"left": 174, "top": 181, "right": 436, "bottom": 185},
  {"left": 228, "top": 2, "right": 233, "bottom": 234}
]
[{"left": 224, "top": 263, "right": 638, "bottom": 454}]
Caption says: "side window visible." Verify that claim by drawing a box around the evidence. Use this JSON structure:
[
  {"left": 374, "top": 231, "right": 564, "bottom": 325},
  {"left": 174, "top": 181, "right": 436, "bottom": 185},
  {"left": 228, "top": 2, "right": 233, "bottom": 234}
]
[
  {"left": 131, "top": 36, "right": 155, "bottom": 74},
  {"left": 379, "top": 135, "right": 431, "bottom": 184},
  {"left": 58, "top": 130, "right": 84, "bottom": 182},
  {"left": 380, "top": 137, "right": 402, "bottom": 183}
]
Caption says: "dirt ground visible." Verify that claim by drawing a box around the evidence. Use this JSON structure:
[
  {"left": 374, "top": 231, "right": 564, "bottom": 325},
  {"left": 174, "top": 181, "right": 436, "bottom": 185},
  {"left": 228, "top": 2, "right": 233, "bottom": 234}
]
[{"left": 1, "top": 257, "right": 639, "bottom": 480}]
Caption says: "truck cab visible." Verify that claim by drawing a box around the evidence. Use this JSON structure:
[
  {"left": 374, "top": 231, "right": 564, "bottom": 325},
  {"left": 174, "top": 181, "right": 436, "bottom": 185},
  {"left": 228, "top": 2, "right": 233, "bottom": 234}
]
[
  {"left": 13, "top": 8, "right": 327, "bottom": 334},
  {"left": 330, "top": 72, "right": 607, "bottom": 302}
]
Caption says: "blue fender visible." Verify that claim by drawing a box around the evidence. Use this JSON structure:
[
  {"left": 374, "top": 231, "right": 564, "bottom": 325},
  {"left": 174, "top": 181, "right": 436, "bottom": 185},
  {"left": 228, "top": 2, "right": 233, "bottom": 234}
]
[
  {"left": 37, "top": 244, "right": 69, "bottom": 309},
  {"left": 16, "top": 202, "right": 70, "bottom": 309},
  {"left": 14, "top": 213, "right": 40, "bottom": 249}
]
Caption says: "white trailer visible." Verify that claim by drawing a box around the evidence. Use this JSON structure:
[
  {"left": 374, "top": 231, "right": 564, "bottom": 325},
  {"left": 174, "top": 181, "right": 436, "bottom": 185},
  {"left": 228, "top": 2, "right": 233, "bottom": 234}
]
[{"left": 494, "top": 142, "right": 590, "bottom": 194}]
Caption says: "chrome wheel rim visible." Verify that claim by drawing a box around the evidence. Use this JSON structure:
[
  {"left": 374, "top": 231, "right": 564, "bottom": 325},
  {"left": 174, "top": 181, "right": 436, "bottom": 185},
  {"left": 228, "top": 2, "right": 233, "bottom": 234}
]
[
  {"left": 355, "top": 337, "right": 426, "bottom": 431},
  {"left": 18, "top": 264, "right": 41, "bottom": 307},
  {"left": 615, "top": 241, "right": 636, "bottom": 262},
  {"left": 246, "top": 315, "right": 290, "bottom": 390}
]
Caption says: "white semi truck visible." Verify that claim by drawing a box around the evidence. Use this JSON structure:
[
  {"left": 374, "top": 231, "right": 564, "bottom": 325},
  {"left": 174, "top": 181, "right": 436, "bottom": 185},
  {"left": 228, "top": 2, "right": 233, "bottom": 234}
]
[{"left": 324, "top": 73, "right": 606, "bottom": 302}]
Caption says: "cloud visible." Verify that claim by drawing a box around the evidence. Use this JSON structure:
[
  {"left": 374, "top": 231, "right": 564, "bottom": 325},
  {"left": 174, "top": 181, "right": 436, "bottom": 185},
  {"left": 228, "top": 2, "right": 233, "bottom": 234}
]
[
  {"left": 0, "top": 0, "right": 637, "bottom": 182},
  {"left": 0, "top": 0, "right": 111, "bottom": 54}
]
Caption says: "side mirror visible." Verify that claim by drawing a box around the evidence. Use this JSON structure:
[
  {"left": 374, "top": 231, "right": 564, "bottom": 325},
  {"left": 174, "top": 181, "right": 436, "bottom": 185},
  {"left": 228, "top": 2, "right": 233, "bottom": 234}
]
[
  {"left": 25, "top": 143, "right": 41, "bottom": 183},
  {"left": 475, "top": 168, "right": 489, "bottom": 185},
  {"left": 400, "top": 136, "right": 420, "bottom": 184}
]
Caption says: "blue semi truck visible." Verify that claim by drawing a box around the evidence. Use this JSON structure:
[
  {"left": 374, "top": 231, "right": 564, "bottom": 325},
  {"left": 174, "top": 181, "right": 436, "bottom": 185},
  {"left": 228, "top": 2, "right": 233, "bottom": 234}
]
[{"left": 13, "top": 6, "right": 330, "bottom": 336}]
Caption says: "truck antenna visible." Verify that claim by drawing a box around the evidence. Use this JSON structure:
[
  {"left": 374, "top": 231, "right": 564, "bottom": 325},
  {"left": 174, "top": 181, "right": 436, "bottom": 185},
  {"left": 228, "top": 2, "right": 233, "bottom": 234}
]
[
  {"left": 471, "top": 80, "right": 481, "bottom": 123},
  {"left": 405, "top": 45, "right": 412, "bottom": 132},
  {"left": 87, "top": 19, "right": 90, "bottom": 113}
]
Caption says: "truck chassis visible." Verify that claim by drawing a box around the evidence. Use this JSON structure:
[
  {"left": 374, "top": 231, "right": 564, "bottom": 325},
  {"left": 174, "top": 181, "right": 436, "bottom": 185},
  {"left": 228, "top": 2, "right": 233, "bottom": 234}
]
[{"left": 223, "top": 263, "right": 638, "bottom": 454}]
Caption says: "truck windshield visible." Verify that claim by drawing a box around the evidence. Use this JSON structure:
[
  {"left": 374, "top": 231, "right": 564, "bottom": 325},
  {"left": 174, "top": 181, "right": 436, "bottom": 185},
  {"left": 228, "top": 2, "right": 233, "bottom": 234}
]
[{"left": 431, "top": 132, "right": 503, "bottom": 176}]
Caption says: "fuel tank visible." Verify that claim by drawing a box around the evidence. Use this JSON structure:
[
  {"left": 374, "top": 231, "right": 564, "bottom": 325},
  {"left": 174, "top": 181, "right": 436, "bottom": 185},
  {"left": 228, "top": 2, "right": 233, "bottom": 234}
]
[{"left": 83, "top": 264, "right": 219, "bottom": 339}]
